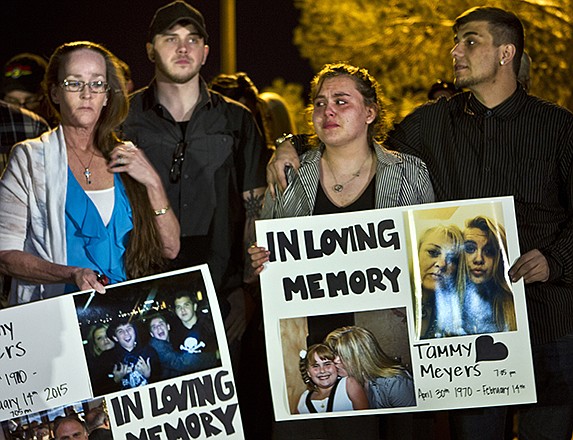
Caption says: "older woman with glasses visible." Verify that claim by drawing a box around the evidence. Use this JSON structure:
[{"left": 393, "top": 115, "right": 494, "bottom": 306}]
[{"left": 0, "top": 41, "right": 179, "bottom": 304}]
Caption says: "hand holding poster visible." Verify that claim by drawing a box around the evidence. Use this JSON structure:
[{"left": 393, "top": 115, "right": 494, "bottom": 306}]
[
  {"left": 256, "top": 197, "right": 536, "bottom": 420},
  {"left": 0, "top": 266, "right": 245, "bottom": 439}
]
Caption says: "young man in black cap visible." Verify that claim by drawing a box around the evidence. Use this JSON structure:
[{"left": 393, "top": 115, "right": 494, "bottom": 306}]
[{"left": 122, "top": 1, "right": 268, "bottom": 357}]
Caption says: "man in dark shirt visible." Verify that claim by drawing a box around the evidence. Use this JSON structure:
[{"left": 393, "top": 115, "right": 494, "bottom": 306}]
[
  {"left": 170, "top": 291, "right": 218, "bottom": 355},
  {"left": 270, "top": 6, "right": 573, "bottom": 440},
  {"left": 84, "top": 408, "right": 112, "bottom": 440},
  {"left": 147, "top": 311, "right": 219, "bottom": 379},
  {"left": 121, "top": 1, "right": 269, "bottom": 351}
]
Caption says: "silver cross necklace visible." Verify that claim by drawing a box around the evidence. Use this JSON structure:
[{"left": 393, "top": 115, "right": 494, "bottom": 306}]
[{"left": 69, "top": 144, "right": 96, "bottom": 185}]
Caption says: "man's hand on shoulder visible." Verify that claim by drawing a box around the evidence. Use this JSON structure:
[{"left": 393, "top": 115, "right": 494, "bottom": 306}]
[{"left": 266, "top": 139, "right": 300, "bottom": 198}]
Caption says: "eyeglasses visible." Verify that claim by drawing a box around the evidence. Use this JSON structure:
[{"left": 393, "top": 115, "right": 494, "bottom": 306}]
[
  {"left": 60, "top": 79, "right": 109, "bottom": 94},
  {"left": 169, "top": 141, "right": 187, "bottom": 183}
]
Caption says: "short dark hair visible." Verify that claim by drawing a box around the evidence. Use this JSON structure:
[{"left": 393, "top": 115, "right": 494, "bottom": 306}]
[
  {"left": 427, "top": 79, "right": 457, "bottom": 100},
  {"left": 85, "top": 407, "right": 108, "bottom": 431},
  {"left": 146, "top": 312, "right": 168, "bottom": 331},
  {"left": 454, "top": 7, "right": 524, "bottom": 76},
  {"left": 173, "top": 290, "right": 196, "bottom": 305},
  {"left": 209, "top": 72, "right": 259, "bottom": 112},
  {"left": 54, "top": 416, "right": 87, "bottom": 439},
  {"left": 107, "top": 319, "right": 136, "bottom": 339}
]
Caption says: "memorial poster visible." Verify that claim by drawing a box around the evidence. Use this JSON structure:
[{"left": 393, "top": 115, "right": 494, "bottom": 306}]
[
  {"left": 256, "top": 197, "right": 536, "bottom": 421},
  {"left": 0, "top": 266, "right": 244, "bottom": 439}
]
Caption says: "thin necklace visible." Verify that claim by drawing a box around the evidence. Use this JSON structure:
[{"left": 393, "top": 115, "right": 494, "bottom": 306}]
[
  {"left": 323, "top": 151, "right": 371, "bottom": 193},
  {"left": 69, "top": 145, "right": 96, "bottom": 185}
]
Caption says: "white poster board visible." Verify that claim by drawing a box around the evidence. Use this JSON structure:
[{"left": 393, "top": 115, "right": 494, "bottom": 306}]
[
  {"left": 256, "top": 197, "right": 536, "bottom": 421},
  {"left": 0, "top": 266, "right": 244, "bottom": 439},
  {"left": 0, "top": 296, "right": 91, "bottom": 418}
]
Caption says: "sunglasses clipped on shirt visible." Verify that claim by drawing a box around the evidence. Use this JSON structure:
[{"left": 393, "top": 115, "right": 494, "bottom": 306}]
[{"left": 169, "top": 141, "right": 188, "bottom": 183}]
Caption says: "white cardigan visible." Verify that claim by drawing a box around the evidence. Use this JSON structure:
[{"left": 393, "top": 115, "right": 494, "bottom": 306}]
[{"left": 0, "top": 126, "right": 69, "bottom": 304}]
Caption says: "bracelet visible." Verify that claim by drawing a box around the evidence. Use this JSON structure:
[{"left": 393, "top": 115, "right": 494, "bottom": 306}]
[
  {"left": 274, "top": 133, "right": 294, "bottom": 148},
  {"left": 153, "top": 205, "right": 170, "bottom": 216}
]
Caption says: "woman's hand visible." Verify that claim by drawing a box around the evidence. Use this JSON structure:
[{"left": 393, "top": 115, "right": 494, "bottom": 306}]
[
  {"left": 71, "top": 267, "right": 106, "bottom": 294},
  {"left": 0, "top": 250, "right": 106, "bottom": 293},
  {"left": 108, "top": 142, "right": 180, "bottom": 259},
  {"left": 247, "top": 244, "right": 270, "bottom": 275},
  {"left": 108, "top": 142, "right": 161, "bottom": 188}
]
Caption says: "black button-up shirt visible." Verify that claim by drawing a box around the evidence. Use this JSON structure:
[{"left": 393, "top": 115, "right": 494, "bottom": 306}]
[{"left": 122, "top": 79, "right": 269, "bottom": 297}]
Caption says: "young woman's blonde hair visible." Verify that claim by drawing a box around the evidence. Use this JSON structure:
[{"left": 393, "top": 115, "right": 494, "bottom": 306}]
[{"left": 325, "top": 326, "right": 407, "bottom": 387}]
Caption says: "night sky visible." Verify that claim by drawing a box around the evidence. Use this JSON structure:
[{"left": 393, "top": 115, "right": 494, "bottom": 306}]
[{"left": 1, "top": 0, "right": 315, "bottom": 92}]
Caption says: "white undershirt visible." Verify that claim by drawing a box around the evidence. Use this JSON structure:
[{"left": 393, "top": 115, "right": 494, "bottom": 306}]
[{"left": 85, "top": 186, "right": 115, "bottom": 226}]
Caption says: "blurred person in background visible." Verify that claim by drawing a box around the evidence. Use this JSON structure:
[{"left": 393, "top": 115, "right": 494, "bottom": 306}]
[{"left": 2, "top": 53, "right": 56, "bottom": 125}]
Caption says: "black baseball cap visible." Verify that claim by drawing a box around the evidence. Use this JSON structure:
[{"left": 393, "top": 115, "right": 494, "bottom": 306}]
[
  {"left": 2, "top": 53, "right": 47, "bottom": 95},
  {"left": 148, "top": 1, "right": 209, "bottom": 43}
]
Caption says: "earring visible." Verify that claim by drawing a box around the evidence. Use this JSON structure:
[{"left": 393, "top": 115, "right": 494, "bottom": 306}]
[{"left": 500, "top": 60, "right": 504, "bottom": 65}]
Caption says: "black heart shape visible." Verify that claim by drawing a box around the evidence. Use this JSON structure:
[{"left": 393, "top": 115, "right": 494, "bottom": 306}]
[{"left": 475, "top": 335, "right": 509, "bottom": 362}]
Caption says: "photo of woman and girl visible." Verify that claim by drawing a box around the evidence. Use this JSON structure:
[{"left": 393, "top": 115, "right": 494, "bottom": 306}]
[
  {"left": 296, "top": 325, "right": 415, "bottom": 414},
  {"left": 415, "top": 213, "right": 517, "bottom": 339}
]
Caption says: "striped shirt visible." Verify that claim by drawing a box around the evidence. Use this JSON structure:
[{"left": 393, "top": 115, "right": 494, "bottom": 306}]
[
  {"left": 388, "top": 85, "right": 573, "bottom": 344},
  {"left": 262, "top": 143, "right": 434, "bottom": 220},
  {"left": 0, "top": 100, "right": 49, "bottom": 171}
]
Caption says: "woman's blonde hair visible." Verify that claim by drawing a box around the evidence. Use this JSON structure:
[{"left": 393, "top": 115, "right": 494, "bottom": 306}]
[
  {"left": 418, "top": 224, "right": 465, "bottom": 294},
  {"left": 325, "top": 326, "right": 406, "bottom": 387},
  {"left": 87, "top": 324, "right": 110, "bottom": 357}
]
